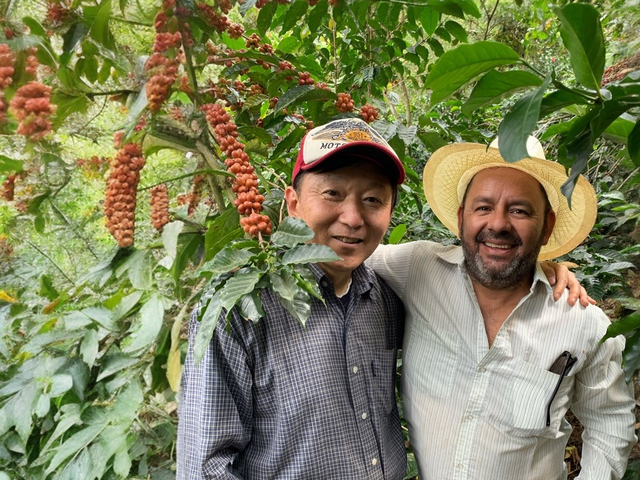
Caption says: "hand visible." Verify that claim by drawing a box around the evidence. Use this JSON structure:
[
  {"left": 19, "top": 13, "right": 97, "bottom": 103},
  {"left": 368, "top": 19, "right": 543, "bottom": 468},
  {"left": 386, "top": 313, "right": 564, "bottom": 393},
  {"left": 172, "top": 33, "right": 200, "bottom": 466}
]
[{"left": 541, "top": 261, "right": 595, "bottom": 307}]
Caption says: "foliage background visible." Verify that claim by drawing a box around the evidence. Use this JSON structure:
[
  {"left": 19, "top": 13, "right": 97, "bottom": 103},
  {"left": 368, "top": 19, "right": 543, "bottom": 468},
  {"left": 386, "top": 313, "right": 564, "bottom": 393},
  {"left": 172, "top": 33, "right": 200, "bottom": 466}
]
[{"left": 0, "top": 0, "right": 639, "bottom": 479}]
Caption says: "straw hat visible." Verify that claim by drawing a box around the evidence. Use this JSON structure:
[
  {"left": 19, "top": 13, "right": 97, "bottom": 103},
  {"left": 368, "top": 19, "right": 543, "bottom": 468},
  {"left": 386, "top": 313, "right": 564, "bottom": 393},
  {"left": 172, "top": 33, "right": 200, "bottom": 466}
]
[{"left": 422, "top": 137, "right": 598, "bottom": 260}]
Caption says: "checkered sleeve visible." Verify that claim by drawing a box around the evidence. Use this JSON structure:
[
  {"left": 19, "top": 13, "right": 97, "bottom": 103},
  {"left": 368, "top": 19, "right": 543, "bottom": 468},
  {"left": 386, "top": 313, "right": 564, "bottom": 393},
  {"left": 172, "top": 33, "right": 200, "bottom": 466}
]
[{"left": 177, "top": 307, "right": 253, "bottom": 480}]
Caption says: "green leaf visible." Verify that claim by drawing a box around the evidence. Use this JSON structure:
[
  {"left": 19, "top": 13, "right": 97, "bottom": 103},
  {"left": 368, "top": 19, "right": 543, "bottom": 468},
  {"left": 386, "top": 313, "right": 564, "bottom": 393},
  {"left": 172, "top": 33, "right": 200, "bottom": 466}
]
[
  {"left": 308, "top": 0, "right": 329, "bottom": 34},
  {"left": 96, "top": 353, "right": 138, "bottom": 382},
  {"left": 388, "top": 224, "right": 407, "bottom": 244},
  {"left": 396, "top": 123, "right": 417, "bottom": 145},
  {"left": 0, "top": 155, "right": 23, "bottom": 172},
  {"left": 257, "top": 1, "right": 278, "bottom": 37},
  {"left": 601, "top": 310, "right": 640, "bottom": 341},
  {"left": 622, "top": 327, "right": 640, "bottom": 383},
  {"left": 538, "top": 88, "right": 590, "bottom": 118},
  {"left": 81, "top": 307, "right": 116, "bottom": 331},
  {"left": 80, "top": 329, "right": 99, "bottom": 368},
  {"left": 198, "top": 246, "right": 255, "bottom": 277},
  {"left": 236, "top": 291, "right": 265, "bottom": 323},
  {"left": 554, "top": 3, "right": 605, "bottom": 90},
  {"left": 281, "top": 0, "right": 308, "bottom": 34},
  {"left": 462, "top": 70, "right": 542, "bottom": 115},
  {"left": 426, "top": 41, "right": 521, "bottom": 105},
  {"left": 45, "top": 424, "right": 105, "bottom": 474},
  {"left": 270, "top": 270, "right": 298, "bottom": 303},
  {"left": 85, "top": 0, "right": 115, "bottom": 50},
  {"left": 271, "top": 217, "right": 315, "bottom": 247},
  {"left": 445, "top": 20, "right": 468, "bottom": 43},
  {"left": 122, "top": 294, "right": 165, "bottom": 353},
  {"left": 281, "top": 243, "right": 341, "bottom": 265},
  {"left": 193, "top": 293, "right": 223, "bottom": 366},
  {"left": 497, "top": 75, "right": 551, "bottom": 162},
  {"left": 158, "top": 221, "right": 184, "bottom": 270},
  {"left": 627, "top": 119, "right": 640, "bottom": 166},
  {"left": 275, "top": 85, "right": 334, "bottom": 113}
]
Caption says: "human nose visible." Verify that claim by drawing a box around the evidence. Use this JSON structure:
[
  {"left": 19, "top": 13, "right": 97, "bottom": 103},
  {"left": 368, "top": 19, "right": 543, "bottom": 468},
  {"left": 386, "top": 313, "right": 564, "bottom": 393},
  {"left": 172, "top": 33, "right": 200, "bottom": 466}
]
[
  {"left": 339, "top": 199, "right": 365, "bottom": 228},
  {"left": 486, "top": 208, "right": 511, "bottom": 232}
]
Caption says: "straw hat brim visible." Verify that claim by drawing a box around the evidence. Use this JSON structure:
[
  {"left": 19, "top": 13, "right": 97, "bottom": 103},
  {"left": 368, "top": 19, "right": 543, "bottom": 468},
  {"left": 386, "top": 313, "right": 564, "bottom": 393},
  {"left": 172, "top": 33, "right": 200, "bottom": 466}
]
[{"left": 422, "top": 143, "right": 597, "bottom": 261}]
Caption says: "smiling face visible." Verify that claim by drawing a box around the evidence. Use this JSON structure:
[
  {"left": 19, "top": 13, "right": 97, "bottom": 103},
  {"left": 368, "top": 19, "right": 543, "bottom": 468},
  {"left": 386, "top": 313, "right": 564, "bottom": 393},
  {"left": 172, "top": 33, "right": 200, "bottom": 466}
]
[
  {"left": 285, "top": 163, "right": 394, "bottom": 293},
  {"left": 457, "top": 167, "right": 556, "bottom": 290}
]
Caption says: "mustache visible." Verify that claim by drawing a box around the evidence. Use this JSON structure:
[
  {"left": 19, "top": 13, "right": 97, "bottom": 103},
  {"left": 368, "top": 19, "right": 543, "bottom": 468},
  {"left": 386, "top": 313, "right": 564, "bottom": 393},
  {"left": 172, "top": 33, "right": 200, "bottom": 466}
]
[{"left": 476, "top": 230, "right": 522, "bottom": 246}]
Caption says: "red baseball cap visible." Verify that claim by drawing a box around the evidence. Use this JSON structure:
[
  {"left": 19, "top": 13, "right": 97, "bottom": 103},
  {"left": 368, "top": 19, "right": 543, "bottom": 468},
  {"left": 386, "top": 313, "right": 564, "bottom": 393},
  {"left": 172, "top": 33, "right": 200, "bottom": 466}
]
[{"left": 292, "top": 118, "right": 405, "bottom": 184}]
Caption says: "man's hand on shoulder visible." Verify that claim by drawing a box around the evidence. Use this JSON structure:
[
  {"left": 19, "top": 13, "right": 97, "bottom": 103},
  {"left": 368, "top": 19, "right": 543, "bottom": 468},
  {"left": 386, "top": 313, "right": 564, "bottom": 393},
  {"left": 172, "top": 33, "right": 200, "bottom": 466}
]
[{"left": 541, "top": 260, "right": 595, "bottom": 307}]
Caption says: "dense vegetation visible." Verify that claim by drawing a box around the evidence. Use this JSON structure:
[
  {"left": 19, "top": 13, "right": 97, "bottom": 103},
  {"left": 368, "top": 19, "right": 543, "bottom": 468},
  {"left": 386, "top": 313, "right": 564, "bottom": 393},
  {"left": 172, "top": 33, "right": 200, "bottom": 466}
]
[{"left": 0, "top": 0, "right": 638, "bottom": 478}]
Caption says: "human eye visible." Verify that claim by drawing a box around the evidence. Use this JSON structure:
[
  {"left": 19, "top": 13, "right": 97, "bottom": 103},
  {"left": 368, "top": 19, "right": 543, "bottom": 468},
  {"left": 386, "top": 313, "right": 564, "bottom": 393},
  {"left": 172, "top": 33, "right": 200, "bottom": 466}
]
[{"left": 511, "top": 208, "right": 530, "bottom": 216}]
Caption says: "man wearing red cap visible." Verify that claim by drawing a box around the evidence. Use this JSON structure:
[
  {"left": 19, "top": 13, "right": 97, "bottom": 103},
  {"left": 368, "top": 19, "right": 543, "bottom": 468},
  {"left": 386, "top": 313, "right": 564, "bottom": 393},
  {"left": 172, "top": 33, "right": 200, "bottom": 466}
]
[{"left": 178, "top": 118, "right": 408, "bottom": 480}]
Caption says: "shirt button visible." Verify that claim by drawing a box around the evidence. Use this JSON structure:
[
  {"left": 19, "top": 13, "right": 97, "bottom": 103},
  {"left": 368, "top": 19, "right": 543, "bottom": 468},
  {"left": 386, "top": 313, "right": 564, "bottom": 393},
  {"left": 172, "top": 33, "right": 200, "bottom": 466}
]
[
  {"left": 361, "top": 412, "right": 368, "bottom": 420},
  {"left": 465, "top": 414, "right": 474, "bottom": 421},
  {"left": 321, "top": 280, "right": 328, "bottom": 287},
  {"left": 371, "top": 458, "right": 378, "bottom": 466},
  {"left": 457, "top": 463, "right": 464, "bottom": 469},
  {"left": 478, "top": 367, "right": 486, "bottom": 373},
  {"left": 352, "top": 366, "right": 358, "bottom": 374}
]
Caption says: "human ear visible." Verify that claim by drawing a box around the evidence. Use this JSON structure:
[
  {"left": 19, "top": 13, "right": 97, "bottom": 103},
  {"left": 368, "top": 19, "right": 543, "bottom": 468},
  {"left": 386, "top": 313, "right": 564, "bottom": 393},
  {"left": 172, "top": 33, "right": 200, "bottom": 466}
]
[
  {"left": 284, "top": 186, "right": 300, "bottom": 218},
  {"left": 541, "top": 210, "right": 557, "bottom": 245}
]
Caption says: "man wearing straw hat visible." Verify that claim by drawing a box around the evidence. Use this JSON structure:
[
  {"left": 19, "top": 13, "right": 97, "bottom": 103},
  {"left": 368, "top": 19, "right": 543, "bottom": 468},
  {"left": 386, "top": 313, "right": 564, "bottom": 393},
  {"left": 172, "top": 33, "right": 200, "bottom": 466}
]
[{"left": 367, "top": 137, "right": 636, "bottom": 479}]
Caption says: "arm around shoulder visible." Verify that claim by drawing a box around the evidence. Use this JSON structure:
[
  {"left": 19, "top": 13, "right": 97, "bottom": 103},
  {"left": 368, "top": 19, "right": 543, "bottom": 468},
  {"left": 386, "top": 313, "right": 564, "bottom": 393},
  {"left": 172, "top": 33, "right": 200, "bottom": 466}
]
[{"left": 176, "top": 308, "right": 253, "bottom": 480}]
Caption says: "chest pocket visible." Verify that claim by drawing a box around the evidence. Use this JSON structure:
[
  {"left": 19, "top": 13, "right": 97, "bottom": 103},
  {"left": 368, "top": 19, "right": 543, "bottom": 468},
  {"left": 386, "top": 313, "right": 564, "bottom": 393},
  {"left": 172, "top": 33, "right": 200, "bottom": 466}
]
[
  {"left": 497, "top": 359, "right": 574, "bottom": 438},
  {"left": 405, "top": 323, "right": 459, "bottom": 398}
]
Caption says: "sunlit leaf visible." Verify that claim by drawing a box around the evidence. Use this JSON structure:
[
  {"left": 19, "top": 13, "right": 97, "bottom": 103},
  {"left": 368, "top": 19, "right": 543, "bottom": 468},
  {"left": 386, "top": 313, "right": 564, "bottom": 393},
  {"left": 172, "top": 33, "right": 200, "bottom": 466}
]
[
  {"left": 198, "top": 246, "right": 255, "bottom": 277},
  {"left": 601, "top": 310, "right": 640, "bottom": 341},
  {"left": 555, "top": 3, "right": 605, "bottom": 90},
  {"left": 426, "top": 41, "right": 521, "bottom": 104},
  {"left": 271, "top": 217, "right": 315, "bottom": 247},
  {"left": 463, "top": 70, "right": 542, "bottom": 115},
  {"left": 281, "top": 243, "right": 341, "bottom": 265},
  {"left": 121, "top": 294, "right": 165, "bottom": 353},
  {"left": 497, "top": 75, "right": 551, "bottom": 162}
]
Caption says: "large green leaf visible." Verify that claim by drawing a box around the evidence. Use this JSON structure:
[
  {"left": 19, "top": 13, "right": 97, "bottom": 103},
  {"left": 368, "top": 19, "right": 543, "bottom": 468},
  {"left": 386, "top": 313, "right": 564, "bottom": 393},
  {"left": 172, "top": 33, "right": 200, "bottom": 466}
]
[
  {"left": 627, "top": 119, "right": 640, "bottom": 166},
  {"left": 280, "top": 0, "right": 308, "bottom": 34},
  {"left": 271, "top": 217, "right": 315, "bottom": 247},
  {"left": 554, "top": 3, "right": 605, "bottom": 91},
  {"left": 622, "top": 327, "right": 640, "bottom": 383},
  {"left": 463, "top": 70, "right": 542, "bottom": 115},
  {"left": 426, "top": 41, "right": 521, "bottom": 105},
  {"left": 281, "top": 243, "right": 341, "bottom": 265},
  {"left": 198, "top": 246, "right": 255, "bottom": 277},
  {"left": 497, "top": 75, "right": 551, "bottom": 162},
  {"left": 538, "top": 89, "right": 589, "bottom": 118},
  {"left": 601, "top": 310, "right": 640, "bottom": 340},
  {"left": 121, "top": 294, "right": 165, "bottom": 353}
]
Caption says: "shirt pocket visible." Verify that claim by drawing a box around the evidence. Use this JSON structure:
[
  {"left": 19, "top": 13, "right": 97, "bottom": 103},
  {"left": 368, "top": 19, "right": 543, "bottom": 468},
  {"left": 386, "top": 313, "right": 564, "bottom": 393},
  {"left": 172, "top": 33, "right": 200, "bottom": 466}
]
[
  {"left": 405, "top": 323, "right": 459, "bottom": 398},
  {"left": 371, "top": 349, "right": 397, "bottom": 414},
  {"left": 498, "top": 359, "right": 574, "bottom": 439}
]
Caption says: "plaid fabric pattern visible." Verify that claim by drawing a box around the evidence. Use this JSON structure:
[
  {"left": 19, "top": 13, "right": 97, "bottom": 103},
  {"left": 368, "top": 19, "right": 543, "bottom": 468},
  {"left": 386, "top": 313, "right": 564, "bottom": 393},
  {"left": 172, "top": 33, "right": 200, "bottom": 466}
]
[{"left": 177, "top": 263, "right": 406, "bottom": 480}]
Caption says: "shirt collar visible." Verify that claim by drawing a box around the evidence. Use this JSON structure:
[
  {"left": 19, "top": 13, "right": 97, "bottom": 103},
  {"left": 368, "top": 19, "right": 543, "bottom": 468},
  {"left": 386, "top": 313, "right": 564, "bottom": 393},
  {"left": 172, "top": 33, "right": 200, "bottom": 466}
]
[
  {"left": 308, "top": 262, "right": 375, "bottom": 296},
  {"left": 436, "top": 245, "right": 553, "bottom": 297}
]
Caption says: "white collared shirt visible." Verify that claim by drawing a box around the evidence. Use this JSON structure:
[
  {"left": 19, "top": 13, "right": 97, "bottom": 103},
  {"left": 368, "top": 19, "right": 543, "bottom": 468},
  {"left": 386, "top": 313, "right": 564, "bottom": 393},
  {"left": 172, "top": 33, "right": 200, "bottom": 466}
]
[{"left": 368, "top": 241, "right": 636, "bottom": 480}]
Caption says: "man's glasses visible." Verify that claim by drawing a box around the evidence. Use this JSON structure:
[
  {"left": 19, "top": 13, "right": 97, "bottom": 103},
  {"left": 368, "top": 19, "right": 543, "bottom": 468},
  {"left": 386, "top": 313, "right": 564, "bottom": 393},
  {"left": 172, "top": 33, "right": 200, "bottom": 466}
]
[{"left": 546, "top": 351, "right": 577, "bottom": 427}]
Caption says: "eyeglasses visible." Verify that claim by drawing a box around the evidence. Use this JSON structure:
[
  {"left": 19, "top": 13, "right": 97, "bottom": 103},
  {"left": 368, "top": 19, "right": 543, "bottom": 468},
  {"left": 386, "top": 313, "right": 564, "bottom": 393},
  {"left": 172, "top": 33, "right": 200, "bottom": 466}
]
[{"left": 546, "top": 351, "right": 577, "bottom": 427}]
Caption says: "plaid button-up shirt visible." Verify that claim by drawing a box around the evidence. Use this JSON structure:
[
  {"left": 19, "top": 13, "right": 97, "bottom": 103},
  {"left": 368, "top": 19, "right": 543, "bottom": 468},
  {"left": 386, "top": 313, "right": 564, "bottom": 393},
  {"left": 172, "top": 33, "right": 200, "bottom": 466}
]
[{"left": 177, "top": 263, "right": 406, "bottom": 479}]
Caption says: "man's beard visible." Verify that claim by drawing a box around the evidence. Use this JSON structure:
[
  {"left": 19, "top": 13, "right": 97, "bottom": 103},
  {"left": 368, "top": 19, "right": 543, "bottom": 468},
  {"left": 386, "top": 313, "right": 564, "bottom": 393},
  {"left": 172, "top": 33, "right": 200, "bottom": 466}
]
[{"left": 461, "top": 226, "right": 544, "bottom": 290}]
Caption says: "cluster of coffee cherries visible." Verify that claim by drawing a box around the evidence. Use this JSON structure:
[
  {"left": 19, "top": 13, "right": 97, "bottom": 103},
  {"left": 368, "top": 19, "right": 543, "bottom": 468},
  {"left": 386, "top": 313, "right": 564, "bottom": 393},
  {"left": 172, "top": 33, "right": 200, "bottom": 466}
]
[
  {"left": 145, "top": 0, "right": 181, "bottom": 113},
  {"left": 150, "top": 184, "right": 170, "bottom": 231},
  {"left": 201, "top": 102, "right": 272, "bottom": 237},
  {"left": 45, "top": 1, "right": 71, "bottom": 25},
  {"left": 8, "top": 82, "right": 57, "bottom": 140},
  {"left": 104, "top": 144, "right": 146, "bottom": 247},
  {"left": 0, "top": 44, "right": 14, "bottom": 123},
  {"left": 0, "top": 235, "right": 13, "bottom": 276},
  {"left": 1, "top": 173, "right": 16, "bottom": 201},
  {"left": 359, "top": 103, "right": 379, "bottom": 123},
  {"left": 335, "top": 92, "right": 355, "bottom": 113}
]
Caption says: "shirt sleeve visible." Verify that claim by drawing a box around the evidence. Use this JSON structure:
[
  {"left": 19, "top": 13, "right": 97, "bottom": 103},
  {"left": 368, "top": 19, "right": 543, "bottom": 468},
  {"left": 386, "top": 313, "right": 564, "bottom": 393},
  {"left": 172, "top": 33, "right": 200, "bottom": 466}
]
[
  {"left": 177, "top": 307, "right": 253, "bottom": 480},
  {"left": 366, "top": 242, "right": 419, "bottom": 300},
  {"left": 572, "top": 331, "right": 637, "bottom": 480}
]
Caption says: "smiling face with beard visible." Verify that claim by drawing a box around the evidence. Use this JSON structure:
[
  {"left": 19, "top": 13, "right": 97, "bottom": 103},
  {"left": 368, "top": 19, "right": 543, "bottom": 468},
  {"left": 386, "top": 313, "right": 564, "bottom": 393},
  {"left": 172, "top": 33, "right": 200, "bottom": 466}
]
[{"left": 457, "top": 168, "right": 556, "bottom": 291}]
